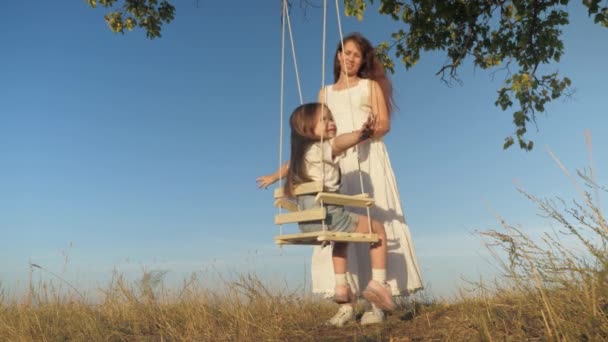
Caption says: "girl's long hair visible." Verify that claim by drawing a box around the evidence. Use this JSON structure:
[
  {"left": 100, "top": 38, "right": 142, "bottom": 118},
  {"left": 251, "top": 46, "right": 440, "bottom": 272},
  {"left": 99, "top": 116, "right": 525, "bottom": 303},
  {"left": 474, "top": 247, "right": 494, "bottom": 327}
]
[
  {"left": 284, "top": 103, "right": 325, "bottom": 197},
  {"left": 333, "top": 32, "right": 396, "bottom": 116}
]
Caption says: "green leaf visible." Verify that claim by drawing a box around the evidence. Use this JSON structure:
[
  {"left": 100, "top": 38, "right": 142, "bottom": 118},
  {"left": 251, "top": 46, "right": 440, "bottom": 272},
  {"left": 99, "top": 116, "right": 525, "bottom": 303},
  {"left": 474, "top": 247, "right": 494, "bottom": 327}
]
[{"left": 503, "top": 137, "right": 514, "bottom": 149}]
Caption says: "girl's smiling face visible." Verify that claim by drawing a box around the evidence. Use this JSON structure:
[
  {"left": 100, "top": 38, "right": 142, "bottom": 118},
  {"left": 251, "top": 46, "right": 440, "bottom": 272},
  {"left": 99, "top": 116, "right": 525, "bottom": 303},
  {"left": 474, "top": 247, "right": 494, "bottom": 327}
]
[{"left": 313, "top": 107, "right": 337, "bottom": 138}]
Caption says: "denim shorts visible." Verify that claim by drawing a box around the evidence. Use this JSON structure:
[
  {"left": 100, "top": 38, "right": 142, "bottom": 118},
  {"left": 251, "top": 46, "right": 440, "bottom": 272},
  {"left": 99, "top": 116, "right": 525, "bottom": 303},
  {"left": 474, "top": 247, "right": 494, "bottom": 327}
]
[{"left": 296, "top": 194, "right": 359, "bottom": 233}]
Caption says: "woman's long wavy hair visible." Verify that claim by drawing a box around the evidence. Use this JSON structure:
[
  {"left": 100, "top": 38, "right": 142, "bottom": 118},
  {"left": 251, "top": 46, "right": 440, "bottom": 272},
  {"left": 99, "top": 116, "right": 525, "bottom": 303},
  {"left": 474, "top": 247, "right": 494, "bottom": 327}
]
[
  {"left": 333, "top": 32, "right": 396, "bottom": 116},
  {"left": 284, "top": 103, "right": 327, "bottom": 197}
]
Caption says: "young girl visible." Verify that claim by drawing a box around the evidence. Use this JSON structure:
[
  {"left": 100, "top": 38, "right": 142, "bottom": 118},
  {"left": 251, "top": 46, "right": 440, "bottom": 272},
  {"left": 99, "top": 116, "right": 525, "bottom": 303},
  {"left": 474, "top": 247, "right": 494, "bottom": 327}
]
[{"left": 285, "top": 102, "right": 395, "bottom": 311}]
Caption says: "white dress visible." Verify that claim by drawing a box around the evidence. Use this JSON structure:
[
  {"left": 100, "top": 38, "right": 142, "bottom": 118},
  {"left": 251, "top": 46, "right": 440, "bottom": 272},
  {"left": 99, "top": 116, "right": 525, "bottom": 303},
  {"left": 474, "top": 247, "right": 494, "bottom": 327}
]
[{"left": 311, "top": 79, "right": 423, "bottom": 296}]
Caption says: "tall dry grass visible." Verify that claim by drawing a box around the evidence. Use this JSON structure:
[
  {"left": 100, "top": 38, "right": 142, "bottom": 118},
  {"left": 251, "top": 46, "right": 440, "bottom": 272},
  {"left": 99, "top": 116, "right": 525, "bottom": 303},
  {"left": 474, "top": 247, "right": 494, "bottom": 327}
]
[
  {"left": 0, "top": 271, "right": 343, "bottom": 341},
  {"left": 437, "top": 142, "right": 608, "bottom": 341}
]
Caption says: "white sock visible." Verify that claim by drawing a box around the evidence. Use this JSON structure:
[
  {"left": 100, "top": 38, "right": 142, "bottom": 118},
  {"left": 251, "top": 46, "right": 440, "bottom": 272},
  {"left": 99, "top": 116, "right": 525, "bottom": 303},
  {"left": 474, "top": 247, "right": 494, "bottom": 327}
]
[
  {"left": 335, "top": 273, "right": 347, "bottom": 286},
  {"left": 372, "top": 268, "right": 386, "bottom": 283}
]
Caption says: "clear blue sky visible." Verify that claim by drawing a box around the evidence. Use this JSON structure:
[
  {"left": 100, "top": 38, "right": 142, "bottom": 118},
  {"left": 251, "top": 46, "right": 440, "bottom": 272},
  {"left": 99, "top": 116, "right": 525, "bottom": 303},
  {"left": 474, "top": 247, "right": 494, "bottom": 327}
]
[{"left": 1, "top": 1, "right": 607, "bottom": 299}]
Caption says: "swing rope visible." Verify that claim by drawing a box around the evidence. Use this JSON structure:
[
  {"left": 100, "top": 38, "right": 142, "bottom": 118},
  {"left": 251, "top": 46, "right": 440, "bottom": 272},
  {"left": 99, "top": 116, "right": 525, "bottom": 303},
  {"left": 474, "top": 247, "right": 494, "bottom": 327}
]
[
  {"left": 279, "top": 0, "right": 306, "bottom": 237},
  {"left": 275, "top": 0, "right": 374, "bottom": 241},
  {"left": 333, "top": 0, "right": 373, "bottom": 235},
  {"left": 278, "top": 0, "right": 287, "bottom": 237},
  {"left": 319, "top": 0, "right": 328, "bottom": 233},
  {"left": 285, "top": 0, "right": 303, "bottom": 105}
]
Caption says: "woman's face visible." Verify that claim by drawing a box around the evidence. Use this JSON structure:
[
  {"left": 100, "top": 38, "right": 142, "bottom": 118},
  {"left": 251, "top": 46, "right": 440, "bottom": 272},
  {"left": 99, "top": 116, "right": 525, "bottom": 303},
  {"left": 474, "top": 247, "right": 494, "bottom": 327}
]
[{"left": 338, "top": 40, "right": 363, "bottom": 77}]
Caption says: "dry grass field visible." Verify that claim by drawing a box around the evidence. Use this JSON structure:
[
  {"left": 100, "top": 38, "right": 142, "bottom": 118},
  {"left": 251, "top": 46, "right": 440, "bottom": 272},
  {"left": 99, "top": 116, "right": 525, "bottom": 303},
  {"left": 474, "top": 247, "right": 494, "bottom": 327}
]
[{"left": 2, "top": 169, "right": 607, "bottom": 341}]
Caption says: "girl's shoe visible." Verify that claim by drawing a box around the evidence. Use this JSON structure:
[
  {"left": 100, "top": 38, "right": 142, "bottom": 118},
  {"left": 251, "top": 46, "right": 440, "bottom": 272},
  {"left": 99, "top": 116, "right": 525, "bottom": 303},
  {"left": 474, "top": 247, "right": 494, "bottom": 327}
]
[
  {"left": 326, "top": 304, "right": 354, "bottom": 327},
  {"left": 362, "top": 280, "right": 395, "bottom": 311},
  {"left": 360, "top": 308, "right": 384, "bottom": 325},
  {"left": 333, "top": 284, "right": 353, "bottom": 304}
]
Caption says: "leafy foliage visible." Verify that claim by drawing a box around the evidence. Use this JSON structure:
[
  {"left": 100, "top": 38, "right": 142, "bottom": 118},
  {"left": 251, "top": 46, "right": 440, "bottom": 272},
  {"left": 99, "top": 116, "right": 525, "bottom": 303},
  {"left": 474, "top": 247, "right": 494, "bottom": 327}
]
[
  {"left": 346, "top": 0, "right": 606, "bottom": 150},
  {"left": 87, "top": 0, "right": 175, "bottom": 39},
  {"left": 86, "top": 0, "right": 608, "bottom": 150}
]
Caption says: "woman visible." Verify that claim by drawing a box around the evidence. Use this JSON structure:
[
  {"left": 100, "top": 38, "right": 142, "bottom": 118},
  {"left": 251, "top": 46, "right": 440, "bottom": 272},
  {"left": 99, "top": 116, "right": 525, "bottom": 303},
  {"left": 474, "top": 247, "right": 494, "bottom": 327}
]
[{"left": 315, "top": 32, "right": 423, "bottom": 326}]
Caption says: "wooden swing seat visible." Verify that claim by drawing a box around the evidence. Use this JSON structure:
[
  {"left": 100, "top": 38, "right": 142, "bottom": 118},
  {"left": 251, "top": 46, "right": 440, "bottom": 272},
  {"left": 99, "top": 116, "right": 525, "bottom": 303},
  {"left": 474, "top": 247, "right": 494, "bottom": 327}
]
[
  {"left": 274, "top": 182, "right": 374, "bottom": 207},
  {"left": 274, "top": 207, "right": 326, "bottom": 225},
  {"left": 275, "top": 231, "right": 378, "bottom": 245},
  {"left": 315, "top": 192, "right": 374, "bottom": 207},
  {"left": 272, "top": 181, "right": 378, "bottom": 245}
]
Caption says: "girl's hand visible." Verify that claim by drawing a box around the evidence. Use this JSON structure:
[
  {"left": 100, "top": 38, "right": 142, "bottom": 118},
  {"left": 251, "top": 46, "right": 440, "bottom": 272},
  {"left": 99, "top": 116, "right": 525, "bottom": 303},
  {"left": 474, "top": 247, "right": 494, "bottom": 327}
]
[{"left": 256, "top": 174, "right": 278, "bottom": 189}]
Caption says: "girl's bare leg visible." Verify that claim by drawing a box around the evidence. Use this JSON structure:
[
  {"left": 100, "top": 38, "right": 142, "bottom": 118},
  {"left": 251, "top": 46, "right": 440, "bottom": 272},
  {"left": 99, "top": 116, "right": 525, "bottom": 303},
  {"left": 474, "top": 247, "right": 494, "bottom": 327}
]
[
  {"left": 353, "top": 216, "right": 387, "bottom": 269},
  {"left": 354, "top": 215, "right": 395, "bottom": 311},
  {"left": 331, "top": 242, "right": 352, "bottom": 304},
  {"left": 332, "top": 242, "right": 347, "bottom": 274}
]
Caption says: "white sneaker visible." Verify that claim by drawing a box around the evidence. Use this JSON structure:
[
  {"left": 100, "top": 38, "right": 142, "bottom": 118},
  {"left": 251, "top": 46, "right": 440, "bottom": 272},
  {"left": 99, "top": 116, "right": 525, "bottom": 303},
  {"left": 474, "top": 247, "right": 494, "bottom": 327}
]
[
  {"left": 326, "top": 305, "right": 354, "bottom": 327},
  {"left": 360, "top": 308, "right": 384, "bottom": 325}
]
